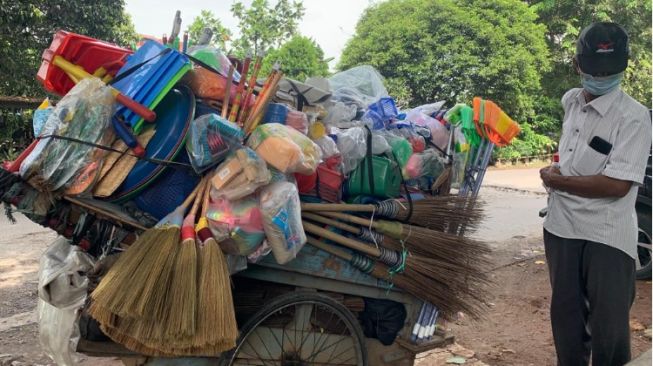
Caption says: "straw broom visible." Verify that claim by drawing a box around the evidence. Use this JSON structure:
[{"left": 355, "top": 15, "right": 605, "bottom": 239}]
[
  {"left": 315, "top": 211, "right": 491, "bottom": 258},
  {"left": 89, "top": 183, "right": 202, "bottom": 323},
  {"left": 300, "top": 196, "right": 484, "bottom": 233},
  {"left": 193, "top": 177, "right": 239, "bottom": 352},
  {"left": 163, "top": 177, "right": 208, "bottom": 338},
  {"left": 306, "top": 236, "right": 487, "bottom": 319},
  {"left": 302, "top": 221, "right": 489, "bottom": 303},
  {"left": 301, "top": 212, "right": 488, "bottom": 269}
]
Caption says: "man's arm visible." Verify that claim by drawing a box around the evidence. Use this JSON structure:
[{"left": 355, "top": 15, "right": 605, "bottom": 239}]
[{"left": 540, "top": 166, "right": 632, "bottom": 198}]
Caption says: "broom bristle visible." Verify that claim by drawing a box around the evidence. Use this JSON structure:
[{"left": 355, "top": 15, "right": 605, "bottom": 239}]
[
  {"left": 164, "top": 237, "right": 198, "bottom": 338},
  {"left": 90, "top": 228, "right": 165, "bottom": 315},
  {"left": 196, "top": 239, "right": 238, "bottom": 351},
  {"left": 394, "top": 197, "right": 485, "bottom": 232}
]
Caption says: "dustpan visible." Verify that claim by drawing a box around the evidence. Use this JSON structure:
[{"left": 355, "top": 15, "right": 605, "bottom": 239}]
[
  {"left": 108, "top": 85, "right": 195, "bottom": 203},
  {"left": 38, "top": 30, "right": 132, "bottom": 96},
  {"left": 111, "top": 40, "right": 192, "bottom": 133}
]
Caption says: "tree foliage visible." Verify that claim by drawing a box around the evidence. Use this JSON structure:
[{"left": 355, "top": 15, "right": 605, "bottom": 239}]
[
  {"left": 529, "top": 0, "right": 652, "bottom": 107},
  {"left": 186, "top": 10, "right": 232, "bottom": 50},
  {"left": 339, "top": 0, "right": 551, "bottom": 123},
  {"left": 0, "top": 0, "right": 137, "bottom": 97},
  {"left": 230, "top": 0, "right": 305, "bottom": 56},
  {"left": 261, "top": 35, "right": 329, "bottom": 81}
]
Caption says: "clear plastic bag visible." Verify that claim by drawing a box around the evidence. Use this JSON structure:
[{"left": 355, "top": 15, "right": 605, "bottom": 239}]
[
  {"left": 329, "top": 66, "right": 389, "bottom": 106},
  {"left": 247, "top": 240, "right": 272, "bottom": 263},
  {"left": 20, "top": 78, "right": 115, "bottom": 194},
  {"left": 323, "top": 101, "right": 357, "bottom": 126},
  {"left": 384, "top": 134, "right": 413, "bottom": 168},
  {"left": 259, "top": 182, "right": 306, "bottom": 264},
  {"left": 405, "top": 109, "right": 450, "bottom": 150},
  {"left": 331, "top": 127, "right": 367, "bottom": 174},
  {"left": 413, "top": 101, "right": 446, "bottom": 117},
  {"left": 247, "top": 123, "right": 321, "bottom": 174},
  {"left": 371, "top": 132, "right": 391, "bottom": 155},
  {"left": 207, "top": 195, "right": 266, "bottom": 256},
  {"left": 210, "top": 148, "right": 271, "bottom": 201},
  {"left": 186, "top": 114, "right": 244, "bottom": 173},
  {"left": 313, "top": 136, "right": 340, "bottom": 160},
  {"left": 403, "top": 149, "right": 446, "bottom": 180},
  {"left": 451, "top": 150, "right": 469, "bottom": 188},
  {"left": 285, "top": 110, "right": 309, "bottom": 135},
  {"left": 38, "top": 236, "right": 95, "bottom": 366}
]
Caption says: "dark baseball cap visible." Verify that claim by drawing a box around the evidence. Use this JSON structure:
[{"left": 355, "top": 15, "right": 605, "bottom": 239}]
[{"left": 576, "top": 22, "right": 629, "bottom": 76}]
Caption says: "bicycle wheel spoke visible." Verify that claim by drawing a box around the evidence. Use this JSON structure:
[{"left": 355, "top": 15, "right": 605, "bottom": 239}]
[
  {"left": 307, "top": 325, "right": 350, "bottom": 363},
  {"left": 304, "top": 306, "right": 337, "bottom": 361},
  {"left": 327, "top": 345, "right": 357, "bottom": 365}
]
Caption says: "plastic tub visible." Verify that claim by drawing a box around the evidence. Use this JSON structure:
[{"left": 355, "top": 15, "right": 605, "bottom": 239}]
[{"left": 263, "top": 103, "right": 289, "bottom": 124}]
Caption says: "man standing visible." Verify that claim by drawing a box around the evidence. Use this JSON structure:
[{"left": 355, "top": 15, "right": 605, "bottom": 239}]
[{"left": 540, "top": 22, "right": 651, "bottom": 365}]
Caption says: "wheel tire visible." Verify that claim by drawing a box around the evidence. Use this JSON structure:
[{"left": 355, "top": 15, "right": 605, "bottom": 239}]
[
  {"left": 636, "top": 205, "right": 651, "bottom": 280},
  {"left": 221, "top": 291, "right": 368, "bottom": 366}
]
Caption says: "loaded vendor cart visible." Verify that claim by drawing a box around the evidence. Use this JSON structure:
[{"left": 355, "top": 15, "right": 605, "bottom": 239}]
[{"left": 0, "top": 20, "right": 520, "bottom": 366}]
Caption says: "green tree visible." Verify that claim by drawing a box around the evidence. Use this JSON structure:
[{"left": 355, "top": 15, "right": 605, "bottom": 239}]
[
  {"left": 261, "top": 35, "right": 329, "bottom": 81},
  {"left": 230, "top": 0, "right": 305, "bottom": 55},
  {"left": 339, "top": 0, "right": 551, "bottom": 123},
  {"left": 186, "top": 10, "right": 232, "bottom": 50},
  {"left": 529, "top": 0, "right": 652, "bottom": 107},
  {"left": 0, "top": 0, "right": 137, "bottom": 97}
]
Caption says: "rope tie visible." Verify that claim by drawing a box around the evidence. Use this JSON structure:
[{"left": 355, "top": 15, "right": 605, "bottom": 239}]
[
  {"left": 378, "top": 247, "right": 402, "bottom": 268},
  {"left": 389, "top": 248, "right": 408, "bottom": 275}
]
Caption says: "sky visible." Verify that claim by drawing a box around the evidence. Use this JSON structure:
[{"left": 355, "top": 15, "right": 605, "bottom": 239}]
[{"left": 125, "top": 0, "right": 376, "bottom": 68}]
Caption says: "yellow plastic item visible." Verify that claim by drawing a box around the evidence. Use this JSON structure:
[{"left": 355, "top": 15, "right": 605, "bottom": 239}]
[{"left": 308, "top": 121, "right": 326, "bottom": 140}]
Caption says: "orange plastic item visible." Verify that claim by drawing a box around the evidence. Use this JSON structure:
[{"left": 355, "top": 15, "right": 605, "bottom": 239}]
[{"left": 471, "top": 97, "right": 521, "bottom": 147}]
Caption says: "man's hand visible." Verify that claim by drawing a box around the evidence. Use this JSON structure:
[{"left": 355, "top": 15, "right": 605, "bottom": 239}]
[{"left": 540, "top": 165, "right": 561, "bottom": 188}]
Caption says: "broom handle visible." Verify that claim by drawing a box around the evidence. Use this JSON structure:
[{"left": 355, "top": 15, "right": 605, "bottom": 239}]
[
  {"left": 302, "top": 213, "right": 361, "bottom": 235},
  {"left": 238, "top": 55, "right": 263, "bottom": 125},
  {"left": 316, "top": 211, "right": 382, "bottom": 230},
  {"left": 190, "top": 178, "right": 208, "bottom": 216},
  {"left": 306, "top": 236, "right": 394, "bottom": 282},
  {"left": 306, "top": 236, "right": 353, "bottom": 261},
  {"left": 301, "top": 203, "right": 374, "bottom": 212},
  {"left": 221, "top": 66, "right": 235, "bottom": 119},
  {"left": 201, "top": 173, "right": 212, "bottom": 217},
  {"left": 181, "top": 180, "right": 204, "bottom": 209},
  {"left": 243, "top": 69, "right": 279, "bottom": 132},
  {"left": 302, "top": 221, "right": 381, "bottom": 258},
  {"left": 246, "top": 72, "right": 283, "bottom": 134}
]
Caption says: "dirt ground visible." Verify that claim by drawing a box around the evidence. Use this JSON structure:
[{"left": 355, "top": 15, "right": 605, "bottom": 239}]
[{"left": 0, "top": 169, "right": 650, "bottom": 365}]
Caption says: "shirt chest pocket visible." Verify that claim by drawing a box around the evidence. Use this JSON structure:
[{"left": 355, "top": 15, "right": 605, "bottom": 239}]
[{"left": 571, "top": 139, "right": 610, "bottom": 176}]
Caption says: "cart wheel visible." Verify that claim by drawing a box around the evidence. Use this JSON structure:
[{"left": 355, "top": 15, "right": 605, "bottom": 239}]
[{"left": 221, "top": 291, "right": 368, "bottom": 366}]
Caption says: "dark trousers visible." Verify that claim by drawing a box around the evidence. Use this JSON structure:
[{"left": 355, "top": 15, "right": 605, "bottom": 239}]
[{"left": 543, "top": 229, "right": 636, "bottom": 366}]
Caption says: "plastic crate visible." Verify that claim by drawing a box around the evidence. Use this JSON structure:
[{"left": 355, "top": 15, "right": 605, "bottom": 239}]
[{"left": 368, "top": 97, "right": 398, "bottom": 122}]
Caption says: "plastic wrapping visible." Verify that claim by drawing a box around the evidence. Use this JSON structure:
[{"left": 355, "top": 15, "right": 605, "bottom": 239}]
[
  {"left": 403, "top": 149, "right": 446, "bottom": 180},
  {"left": 285, "top": 110, "right": 309, "bottom": 135},
  {"left": 20, "top": 78, "right": 115, "bottom": 194},
  {"left": 314, "top": 136, "right": 340, "bottom": 160},
  {"left": 451, "top": 128, "right": 471, "bottom": 188},
  {"left": 247, "top": 240, "right": 272, "bottom": 263},
  {"left": 247, "top": 123, "right": 321, "bottom": 175},
  {"left": 323, "top": 101, "right": 357, "bottom": 126},
  {"left": 329, "top": 65, "right": 389, "bottom": 106},
  {"left": 331, "top": 127, "right": 367, "bottom": 174},
  {"left": 211, "top": 148, "right": 271, "bottom": 201},
  {"left": 33, "top": 99, "right": 53, "bottom": 136},
  {"left": 413, "top": 101, "right": 446, "bottom": 117},
  {"left": 207, "top": 196, "right": 266, "bottom": 256},
  {"left": 385, "top": 134, "right": 413, "bottom": 168},
  {"left": 407, "top": 109, "right": 450, "bottom": 151},
  {"left": 186, "top": 114, "right": 244, "bottom": 173},
  {"left": 38, "top": 236, "right": 95, "bottom": 366},
  {"left": 371, "top": 132, "right": 391, "bottom": 155},
  {"left": 259, "top": 182, "right": 306, "bottom": 264}
]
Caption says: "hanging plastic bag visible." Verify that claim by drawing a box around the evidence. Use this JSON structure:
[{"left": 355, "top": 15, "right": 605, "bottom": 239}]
[
  {"left": 331, "top": 127, "right": 367, "bottom": 174},
  {"left": 210, "top": 148, "right": 271, "bottom": 201},
  {"left": 247, "top": 123, "right": 321, "bottom": 174},
  {"left": 403, "top": 149, "right": 446, "bottom": 180},
  {"left": 451, "top": 128, "right": 470, "bottom": 188},
  {"left": 406, "top": 109, "right": 450, "bottom": 150},
  {"left": 371, "top": 132, "right": 391, "bottom": 155},
  {"left": 259, "top": 182, "right": 306, "bottom": 264},
  {"left": 38, "top": 236, "right": 95, "bottom": 366},
  {"left": 313, "top": 136, "right": 340, "bottom": 160},
  {"left": 323, "top": 101, "right": 357, "bottom": 126},
  {"left": 207, "top": 196, "right": 266, "bottom": 256},
  {"left": 186, "top": 113, "right": 244, "bottom": 173},
  {"left": 20, "top": 78, "right": 115, "bottom": 194},
  {"left": 329, "top": 66, "right": 389, "bottom": 106}
]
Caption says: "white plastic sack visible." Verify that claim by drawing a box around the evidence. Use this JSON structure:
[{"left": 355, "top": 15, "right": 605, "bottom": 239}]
[
  {"left": 331, "top": 127, "right": 367, "bottom": 174},
  {"left": 38, "top": 236, "right": 95, "bottom": 366}
]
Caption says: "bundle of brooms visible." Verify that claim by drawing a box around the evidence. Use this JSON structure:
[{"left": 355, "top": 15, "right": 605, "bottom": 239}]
[
  {"left": 300, "top": 195, "right": 484, "bottom": 233},
  {"left": 89, "top": 176, "right": 238, "bottom": 355},
  {"left": 301, "top": 210, "right": 492, "bottom": 319}
]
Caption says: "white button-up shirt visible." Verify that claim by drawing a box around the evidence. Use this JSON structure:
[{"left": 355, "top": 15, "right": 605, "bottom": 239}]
[{"left": 544, "top": 87, "right": 652, "bottom": 259}]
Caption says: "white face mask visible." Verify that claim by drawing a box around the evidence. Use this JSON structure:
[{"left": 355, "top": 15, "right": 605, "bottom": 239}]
[{"left": 580, "top": 71, "right": 624, "bottom": 96}]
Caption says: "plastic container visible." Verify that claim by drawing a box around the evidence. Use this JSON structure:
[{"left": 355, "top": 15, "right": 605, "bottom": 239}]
[
  {"left": 37, "top": 30, "right": 132, "bottom": 96},
  {"left": 347, "top": 155, "right": 401, "bottom": 198},
  {"left": 133, "top": 151, "right": 200, "bottom": 219},
  {"left": 316, "top": 164, "right": 343, "bottom": 203},
  {"left": 263, "top": 103, "right": 289, "bottom": 124},
  {"left": 368, "top": 97, "right": 398, "bottom": 122}
]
